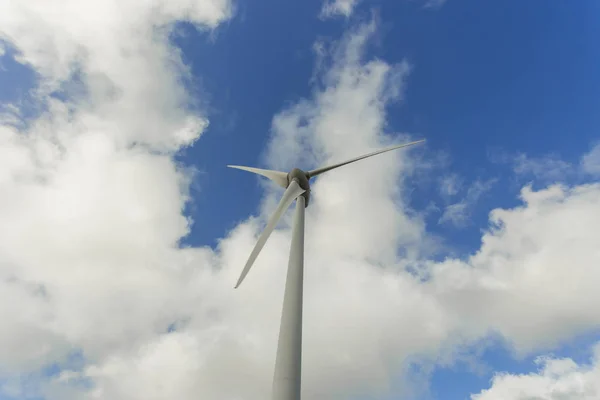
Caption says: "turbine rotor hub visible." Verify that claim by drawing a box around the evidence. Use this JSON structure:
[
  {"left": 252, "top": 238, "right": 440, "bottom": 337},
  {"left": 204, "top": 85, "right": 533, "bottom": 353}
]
[{"left": 287, "top": 168, "right": 311, "bottom": 206}]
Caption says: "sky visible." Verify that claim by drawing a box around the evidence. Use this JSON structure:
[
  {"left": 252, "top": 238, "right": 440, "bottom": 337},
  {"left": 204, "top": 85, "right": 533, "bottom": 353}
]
[{"left": 0, "top": 0, "right": 600, "bottom": 399}]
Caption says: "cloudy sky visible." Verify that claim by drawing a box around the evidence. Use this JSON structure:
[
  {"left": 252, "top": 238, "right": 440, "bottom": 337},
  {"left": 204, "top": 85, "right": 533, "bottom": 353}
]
[{"left": 1, "top": 0, "right": 600, "bottom": 399}]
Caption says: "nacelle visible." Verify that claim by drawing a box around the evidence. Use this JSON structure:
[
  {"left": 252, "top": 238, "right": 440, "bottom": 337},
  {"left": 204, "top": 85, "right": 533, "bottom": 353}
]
[{"left": 287, "top": 168, "right": 311, "bottom": 206}]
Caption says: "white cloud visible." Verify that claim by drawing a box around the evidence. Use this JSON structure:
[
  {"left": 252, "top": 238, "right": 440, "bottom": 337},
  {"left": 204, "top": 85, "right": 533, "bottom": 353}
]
[
  {"left": 513, "top": 152, "right": 575, "bottom": 183},
  {"left": 1, "top": 4, "right": 600, "bottom": 400},
  {"left": 472, "top": 342, "right": 600, "bottom": 400},
  {"left": 581, "top": 143, "right": 600, "bottom": 176},
  {"left": 0, "top": 0, "right": 232, "bottom": 150},
  {"left": 320, "top": 0, "right": 359, "bottom": 18},
  {"left": 439, "top": 173, "right": 463, "bottom": 197},
  {"left": 0, "top": 11, "right": 445, "bottom": 400},
  {"left": 0, "top": 0, "right": 233, "bottom": 394},
  {"left": 319, "top": 0, "right": 448, "bottom": 18},
  {"left": 320, "top": 0, "right": 360, "bottom": 18},
  {"left": 429, "top": 183, "right": 600, "bottom": 353},
  {"left": 492, "top": 142, "right": 600, "bottom": 187},
  {"left": 0, "top": 103, "right": 21, "bottom": 126},
  {"left": 266, "top": 20, "right": 428, "bottom": 263},
  {"left": 439, "top": 179, "right": 495, "bottom": 227}
]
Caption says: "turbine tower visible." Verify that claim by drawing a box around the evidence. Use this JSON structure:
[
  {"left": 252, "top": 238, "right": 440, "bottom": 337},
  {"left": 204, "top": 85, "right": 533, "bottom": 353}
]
[{"left": 229, "top": 139, "right": 425, "bottom": 400}]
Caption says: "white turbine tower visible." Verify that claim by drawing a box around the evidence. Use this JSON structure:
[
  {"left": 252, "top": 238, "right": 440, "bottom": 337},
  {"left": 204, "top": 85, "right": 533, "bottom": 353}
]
[{"left": 229, "top": 139, "right": 425, "bottom": 400}]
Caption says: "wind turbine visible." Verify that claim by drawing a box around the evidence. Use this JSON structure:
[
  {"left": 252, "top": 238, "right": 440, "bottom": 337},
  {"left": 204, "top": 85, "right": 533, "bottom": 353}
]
[{"left": 229, "top": 139, "right": 425, "bottom": 400}]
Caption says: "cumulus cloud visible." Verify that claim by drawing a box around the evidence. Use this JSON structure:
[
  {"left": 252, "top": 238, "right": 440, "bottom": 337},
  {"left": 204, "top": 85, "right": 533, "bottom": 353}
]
[
  {"left": 0, "top": 0, "right": 233, "bottom": 396},
  {"left": 472, "top": 343, "right": 600, "bottom": 399},
  {"left": 0, "top": 10, "right": 443, "bottom": 399},
  {"left": 429, "top": 183, "right": 600, "bottom": 353},
  {"left": 2, "top": 3, "right": 600, "bottom": 400},
  {"left": 0, "top": 0, "right": 232, "bottom": 150}
]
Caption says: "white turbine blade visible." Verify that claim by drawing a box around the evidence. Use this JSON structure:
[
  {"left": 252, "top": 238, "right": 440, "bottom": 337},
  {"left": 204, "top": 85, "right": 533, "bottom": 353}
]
[
  {"left": 307, "top": 139, "right": 426, "bottom": 178},
  {"left": 235, "top": 180, "right": 306, "bottom": 288},
  {"left": 228, "top": 165, "right": 289, "bottom": 188}
]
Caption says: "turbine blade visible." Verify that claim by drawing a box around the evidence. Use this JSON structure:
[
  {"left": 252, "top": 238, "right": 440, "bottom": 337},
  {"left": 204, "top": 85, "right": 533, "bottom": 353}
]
[
  {"left": 228, "top": 165, "right": 289, "bottom": 188},
  {"left": 307, "top": 139, "right": 426, "bottom": 178},
  {"left": 235, "top": 180, "right": 306, "bottom": 288}
]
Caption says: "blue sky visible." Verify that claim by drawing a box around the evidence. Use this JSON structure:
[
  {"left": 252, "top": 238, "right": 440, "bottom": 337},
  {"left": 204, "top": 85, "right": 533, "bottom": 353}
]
[
  {"left": 178, "top": 0, "right": 600, "bottom": 247},
  {"left": 1, "top": 0, "right": 600, "bottom": 399}
]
